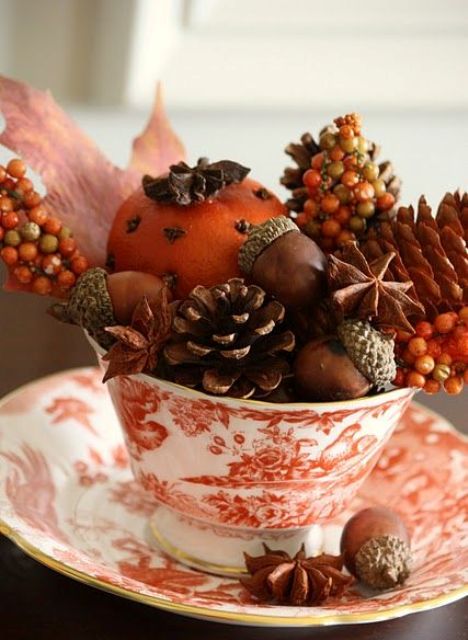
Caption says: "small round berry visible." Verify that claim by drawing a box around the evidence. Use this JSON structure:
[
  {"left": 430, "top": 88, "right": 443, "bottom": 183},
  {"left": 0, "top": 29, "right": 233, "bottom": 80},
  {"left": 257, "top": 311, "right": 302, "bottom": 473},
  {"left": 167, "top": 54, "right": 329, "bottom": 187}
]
[
  {"left": 335, "top": 206, "right": 352, "bottom": 225},
  {"left": 70, "top": 255, "right": 89, "bottom": 275},
  {"left": 339, "top": 125, "right": 354, "bottom": 140},
  {"left": 424, "top": 379, "right": 440, "bottom": 394},
  {"left": 392, "top": 368, "right": 406, "bottom": 387},
  {"left": 295, "top": 212, "right": 308, "bottom": 228},
  {"left": 321, "top": 194, "right": 340, "bottom": 215},
  {"left": 458, "top": 306, "right": 468, "bottom": 323},
  {"left": 303, "top": 199, "right": 319, "bottom": 218},
  {"left": 311, "top": 153, "right": 324, "bottom": 170},
  {"left": 42, "top": 254, "right": 62, "bottom": 275},
  {"left": 333, "top": 184, "right": 352, "bottom": 204},
  {"left": 4, "top": 229, "right": 21, "bottom": 247},
  {"left": 39, "top": 234, "right": 59, "bottom": 254},
  {"left": 304, "top": 219, "right": 321, "bottom": 238},
  {"left": 362, "top": 163, "right": 379, "bottom": 182},
  {"left": 321, "top": 218, "right": 342, "bottom": 237},
  {"left": 329, "top": 146, "right": 345, "bottom": 161},
  {"left": 372, "top": 179, "right": 387, "bottom": 198},
  {"left": 327, "top": 161, "right": 345, "bottom": 180},
  {"left": 354, "top": 181, "right": 375, "bottom": 202},
  {"left": 444, "top": 376, "right": 463, "bottom": 395},
  {"left": 43, "top": 216, "right": 62, "bottom": 235},
  {"left": 349, "top": 215, "right": 366, "bottom": 233},
  {"left": 408, "top": 336, "right": 428, "bottom": 357},
  {"left": 13, "top": 265, "right": 33, "bottom": 284},
  {"left": 415, "top": 321, "right": 433, "bottom": 340},
  {"left": 303, "top": 169, "right": 322, "bottom": 191},
  {"left": 0, "top": 196, "right": 14, "bottom": 212},
  {"left": 0, "top": 227, "right": 4, "bottom": 242},
  {"left": 58, "top": 226, "right": 73, "bottom": 241},
  {"left": 2, "top": 178, "right": 15, "bottom": 190},
  {"left": 336, "top": 229, "right": 356, "bottom": 246},
  {"left": 23, "top": 191, "right": 42, "bottom": 208},
  {"left": 18, "top": 242, "right": 38, "bottom": 262},
  {"left": 426, "top": 339, "right": 442, "bottom": 359},
  {"left": 1, "top": 246, "right": 19, "bottom": 265},
  {"left": 0, "top": 166, "right": 6, "bottom": 182},
  {"left": 434, "top": 312, "right": 457, "bottom": 334},
  {"left": 32, "top": 275, "right": 53, "bottom": 296},
  {"left": 20, "top": 221, "right": 41, "bottom": 241},
  {"left": 395, "top": 329, "right": 413, "bottom": 343},
  {"left": 401, "top": 348, "right": 416, "bottom": 366},
  {"left": 437, "top": 353, "right": 453, "bottom": 366},
  {"left": 414, "top": 354, "right": 435, "bottom": 375},
  {"left": 15, "top": 177, "right": 33, "bottom": 194},
  {"left": 339, "top": 137, "right": 358, "bottom": 153},
  {"left": 456, "top": 335, "right": 468, "bottom": 357},
  {"left": 57, "top": 270, "right": 76, "bottom": 289},
  {"left": 7, "top": 158, "right": 26, "bottom": 179},
  {"left": 376, "top": 193, "right": 395, "bottom": 211},
  {"left": 2, "top": 211, "right": 19, "bottom": 230},
  {"left": 356, "top": 201, "right": 375, "bottom": 218},
  {"left": 341, "top": 170, "right": 359, "bottom": 188},
  {"left": 356, "top": 137, "right": 368, "bottom": 154},
  {"left": 28, "top": 206, "right": 48, "bottom": 226},
  {"left": 319, "top": 132, "right": 337, "bottom": 150},
  {"left": 433, "top": 363, "right": 451, "bottom": 382},
  {"left": 406, "top": 371, "right": 426, "bottom": 388},
  {"left": 58, "top": 237, "right": 76, "bottom": 257}
]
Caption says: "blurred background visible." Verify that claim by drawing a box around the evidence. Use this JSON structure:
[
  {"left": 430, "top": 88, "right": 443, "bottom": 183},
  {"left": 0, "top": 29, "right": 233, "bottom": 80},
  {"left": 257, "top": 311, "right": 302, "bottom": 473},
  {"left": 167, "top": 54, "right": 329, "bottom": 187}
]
[{"left": 0, "top": 0, "right": 467, "bottom": 425}]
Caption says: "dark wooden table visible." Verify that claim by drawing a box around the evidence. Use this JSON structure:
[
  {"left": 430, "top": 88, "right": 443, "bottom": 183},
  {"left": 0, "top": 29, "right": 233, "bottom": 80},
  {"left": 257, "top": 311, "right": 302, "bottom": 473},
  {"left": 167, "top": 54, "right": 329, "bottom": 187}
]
[{"left": 1, "top": 285, "right": 467, "bottom": 639}]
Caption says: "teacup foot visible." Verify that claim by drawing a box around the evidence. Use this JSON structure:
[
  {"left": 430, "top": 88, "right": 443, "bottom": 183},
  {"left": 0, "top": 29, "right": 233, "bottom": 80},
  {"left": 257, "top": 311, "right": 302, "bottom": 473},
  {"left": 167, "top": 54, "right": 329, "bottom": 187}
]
[{"left": 150, "top": 505, "right": 324, "bottom": 577}]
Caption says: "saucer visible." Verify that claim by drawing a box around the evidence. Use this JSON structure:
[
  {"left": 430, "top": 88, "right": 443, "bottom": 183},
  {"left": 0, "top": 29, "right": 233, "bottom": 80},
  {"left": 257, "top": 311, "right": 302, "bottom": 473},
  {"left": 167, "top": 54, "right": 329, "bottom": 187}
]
[{"left": 0, "top": 368, "right": 466, "bottom": 627}]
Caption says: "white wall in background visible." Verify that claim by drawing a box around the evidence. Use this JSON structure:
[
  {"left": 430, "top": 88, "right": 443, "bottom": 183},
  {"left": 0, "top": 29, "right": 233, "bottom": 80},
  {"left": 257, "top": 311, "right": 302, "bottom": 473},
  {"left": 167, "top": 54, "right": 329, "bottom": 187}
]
[{"left": 0, "top": 0, "right": 467, "bottom": 110}]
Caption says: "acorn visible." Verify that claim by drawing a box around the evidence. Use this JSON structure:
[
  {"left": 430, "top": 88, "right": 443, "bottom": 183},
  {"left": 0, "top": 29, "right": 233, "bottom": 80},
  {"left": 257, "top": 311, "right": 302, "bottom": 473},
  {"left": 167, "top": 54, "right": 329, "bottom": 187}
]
[
  {"left": 340, "top": 506, "right": 412, "bottom": 589},
  {"left": 294, "top": 319, "right": 397, "bottom": 401},
  {"left": 49, "top": 268, "right": 170, "bottom": 348},
  {"left": 294, "top": 336, "right": 371, "bottom": 401},
  {"left": 238, "top": 216, "right": 327, "bottom": 310}
]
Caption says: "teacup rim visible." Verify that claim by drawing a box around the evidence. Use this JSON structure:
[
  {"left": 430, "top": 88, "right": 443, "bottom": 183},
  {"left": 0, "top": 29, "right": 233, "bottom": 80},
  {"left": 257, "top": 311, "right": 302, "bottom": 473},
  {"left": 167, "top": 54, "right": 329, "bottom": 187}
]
[{"left": 86, "top": 332, "right": 416, "bottom": 410}]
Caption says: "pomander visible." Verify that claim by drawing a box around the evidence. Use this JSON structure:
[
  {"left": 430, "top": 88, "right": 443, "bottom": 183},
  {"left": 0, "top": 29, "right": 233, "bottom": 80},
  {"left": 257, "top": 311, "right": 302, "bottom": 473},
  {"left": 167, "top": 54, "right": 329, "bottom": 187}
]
[{"left": 337, "top": 319, "right": 396, "bottom": 387}]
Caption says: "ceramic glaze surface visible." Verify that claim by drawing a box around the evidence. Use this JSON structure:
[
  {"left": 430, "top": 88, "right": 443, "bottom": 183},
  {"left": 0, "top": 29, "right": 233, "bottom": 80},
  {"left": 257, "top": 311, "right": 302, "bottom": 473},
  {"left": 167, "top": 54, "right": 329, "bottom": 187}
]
[{"left": 0, "top": 368, "right": 466, "bottom": 627}]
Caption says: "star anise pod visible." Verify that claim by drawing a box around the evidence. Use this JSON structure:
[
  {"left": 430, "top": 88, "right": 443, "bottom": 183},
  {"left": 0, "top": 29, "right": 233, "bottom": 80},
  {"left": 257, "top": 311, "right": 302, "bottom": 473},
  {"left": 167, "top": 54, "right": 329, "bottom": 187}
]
[
  {"left": 328, "top": 243, "right": 424, "bottom": 333},
  {"left": 142, "top": 158, "right": 250, "bottom": 206},
  {"left": 102, "top": 289, "right": 172, "bottom": 382},
  {"left": 241, "top": 544, "right": 353, "bottom": 606}
]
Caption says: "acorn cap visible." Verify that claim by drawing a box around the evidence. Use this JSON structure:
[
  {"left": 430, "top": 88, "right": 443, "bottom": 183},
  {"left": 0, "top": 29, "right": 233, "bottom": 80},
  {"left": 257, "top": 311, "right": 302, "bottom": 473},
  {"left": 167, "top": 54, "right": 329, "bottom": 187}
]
[
  {"left": 238, "top": 216, "right": 299, "bottom": 274},
  {"left": 337, "top": 319, "right": 396, "bottom": 387},
  {"left": 354, "top": 534, "right": 411, "bottom": 589},
  {"left": 48, "top": 267, "right": 117, "bottom": 349}
]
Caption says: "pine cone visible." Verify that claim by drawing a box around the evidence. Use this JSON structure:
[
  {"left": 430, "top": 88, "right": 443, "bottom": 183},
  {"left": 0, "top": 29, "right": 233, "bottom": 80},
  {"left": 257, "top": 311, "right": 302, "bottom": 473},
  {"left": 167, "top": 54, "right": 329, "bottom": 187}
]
[
  {"left": 360, "top": 193, "right": 467, "bottom": 317},
  {"left": 164, "top": 279, "right": 295, "bottom": 399},
  {"left": 280, "top": 130, "right": 400, "bottom": 215}
]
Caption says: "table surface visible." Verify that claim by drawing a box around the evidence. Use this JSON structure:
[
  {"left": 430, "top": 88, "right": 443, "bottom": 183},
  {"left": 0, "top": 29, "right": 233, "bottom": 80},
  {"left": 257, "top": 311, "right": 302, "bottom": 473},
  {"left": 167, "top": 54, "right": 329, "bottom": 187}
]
[{"left": 1, "top": 109, "right": 467, "bottom": 638}]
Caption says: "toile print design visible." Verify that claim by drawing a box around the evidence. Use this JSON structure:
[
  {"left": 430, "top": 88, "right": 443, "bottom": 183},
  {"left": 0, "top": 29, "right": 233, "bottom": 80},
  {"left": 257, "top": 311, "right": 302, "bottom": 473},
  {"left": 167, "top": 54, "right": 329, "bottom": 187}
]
[
  {"left": 100, "top": 374, "right": 413, "bottom": 528},
  {"left": 0, "top": 368, "right": 467, "bottom": 621}
]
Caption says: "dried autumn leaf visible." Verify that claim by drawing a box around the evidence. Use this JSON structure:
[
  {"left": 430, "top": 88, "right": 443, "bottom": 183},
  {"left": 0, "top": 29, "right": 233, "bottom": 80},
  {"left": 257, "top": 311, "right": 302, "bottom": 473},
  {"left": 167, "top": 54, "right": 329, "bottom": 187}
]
[{"left": 0, "top": 76, "right": 185, "bottom": 288}]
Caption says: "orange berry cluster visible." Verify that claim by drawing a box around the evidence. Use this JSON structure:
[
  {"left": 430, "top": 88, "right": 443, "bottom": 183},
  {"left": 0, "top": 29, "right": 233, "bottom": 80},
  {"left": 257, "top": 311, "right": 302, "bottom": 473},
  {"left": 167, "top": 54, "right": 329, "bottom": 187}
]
[
  {"left": 0, "top": 159, "right": 89, "bottom": 296},
  {"left": 295, "top": 113, "right": 395, "bottom": 252},
  {"left": 393, "top": 308, "right": 468, "bottom": 395}
]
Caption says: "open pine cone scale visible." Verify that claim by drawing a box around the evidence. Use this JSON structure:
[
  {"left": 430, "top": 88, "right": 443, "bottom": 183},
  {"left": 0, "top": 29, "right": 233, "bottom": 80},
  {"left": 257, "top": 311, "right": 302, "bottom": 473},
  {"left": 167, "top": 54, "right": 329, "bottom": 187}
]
[{"left": 164, "top": 279, "right": 295, "bottom": 398}]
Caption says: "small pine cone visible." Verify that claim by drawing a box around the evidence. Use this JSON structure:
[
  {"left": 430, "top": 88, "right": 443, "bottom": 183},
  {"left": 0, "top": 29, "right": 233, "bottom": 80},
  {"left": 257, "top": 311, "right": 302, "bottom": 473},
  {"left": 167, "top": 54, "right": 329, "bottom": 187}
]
[
  {"left": 164, "top": 278, "right": 295, "bottom": 399},
  {"left": 48, "top": 267, "right": 117, "bottom": 348},
  {"left": 337, "top": 320, "right": 396, "bottom": 388}
]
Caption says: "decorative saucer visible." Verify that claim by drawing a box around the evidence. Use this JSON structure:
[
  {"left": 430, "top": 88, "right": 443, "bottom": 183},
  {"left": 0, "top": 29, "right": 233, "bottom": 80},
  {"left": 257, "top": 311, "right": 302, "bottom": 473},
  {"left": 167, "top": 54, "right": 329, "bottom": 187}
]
[{"left": 0, "top": 368, "right": 466, "bottom": 627}]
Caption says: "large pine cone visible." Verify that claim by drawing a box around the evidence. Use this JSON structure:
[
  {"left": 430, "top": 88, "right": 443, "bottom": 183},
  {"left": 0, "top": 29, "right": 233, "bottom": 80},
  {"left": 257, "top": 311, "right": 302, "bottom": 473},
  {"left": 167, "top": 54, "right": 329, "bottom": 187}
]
[
  {"left": 164, "top": 279, "right": 296, "bottom": 399},
  {"left": 280, "top": 130, "right": 400, "bottom": 214},
  {"left": 360, "top": 192, "right": 468, "bottom": 319}
]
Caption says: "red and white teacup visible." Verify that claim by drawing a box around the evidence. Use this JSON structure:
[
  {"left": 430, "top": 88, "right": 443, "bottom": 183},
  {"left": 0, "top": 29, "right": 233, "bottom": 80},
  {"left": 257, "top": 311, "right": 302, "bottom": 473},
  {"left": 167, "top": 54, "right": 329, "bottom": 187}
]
[{"left": 89, "top": 336, "right": 414, "bottom": 575}]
